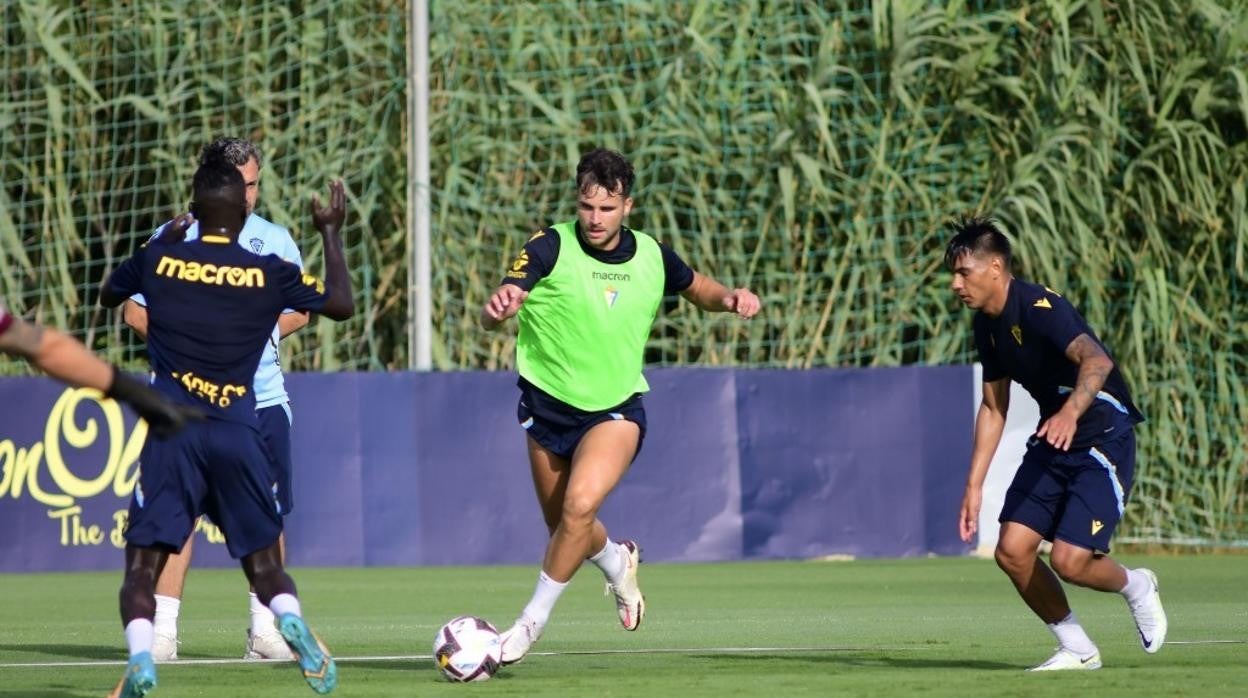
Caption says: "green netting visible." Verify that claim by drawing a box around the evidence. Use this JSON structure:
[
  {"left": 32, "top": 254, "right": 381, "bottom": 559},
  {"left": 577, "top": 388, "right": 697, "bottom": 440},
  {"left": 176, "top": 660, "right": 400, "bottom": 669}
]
[
  {"left": 0, "top": 0, "right": 407, "bottom": 371},
  {"left": 2, "top": 1, "right": 1245, "bottom": 545}
]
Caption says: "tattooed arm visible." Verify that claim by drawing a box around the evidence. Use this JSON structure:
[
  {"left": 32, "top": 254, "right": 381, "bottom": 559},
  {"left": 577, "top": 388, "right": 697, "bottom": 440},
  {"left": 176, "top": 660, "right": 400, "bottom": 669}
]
[{"left": 1035, "top": 333, "right": 1114, "bottom": 450}]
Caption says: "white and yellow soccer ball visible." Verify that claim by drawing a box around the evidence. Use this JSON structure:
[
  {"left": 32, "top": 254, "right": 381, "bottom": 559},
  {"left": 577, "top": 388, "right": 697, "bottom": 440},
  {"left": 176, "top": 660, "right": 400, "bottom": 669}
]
[{"left": 432, "top": 615, "right": 502, "bottom": 682}]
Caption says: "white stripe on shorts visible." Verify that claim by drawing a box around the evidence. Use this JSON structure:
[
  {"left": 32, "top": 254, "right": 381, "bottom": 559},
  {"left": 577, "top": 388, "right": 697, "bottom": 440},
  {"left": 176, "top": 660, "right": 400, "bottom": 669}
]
[{"left": 1088, "top": 446, "right": 1126, "bottom": 516}]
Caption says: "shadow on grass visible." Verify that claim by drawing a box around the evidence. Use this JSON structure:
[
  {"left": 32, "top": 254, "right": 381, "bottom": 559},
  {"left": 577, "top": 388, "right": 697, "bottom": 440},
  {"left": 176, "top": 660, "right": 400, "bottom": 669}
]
[
  {"left": 334, "top": 652, "right": 1015, "bottom": 673},
  {"left": 0, "top": 689, "right": 98, "bottom": 698},
  {"left": 0, "top": 644, "right": 120, "bottom": 662},
  {"left": 687, "top": 652, "right": 1016, "bottom": 671},
  {"left": 338, "top": 659, "right": 517, "bottom": 682}
]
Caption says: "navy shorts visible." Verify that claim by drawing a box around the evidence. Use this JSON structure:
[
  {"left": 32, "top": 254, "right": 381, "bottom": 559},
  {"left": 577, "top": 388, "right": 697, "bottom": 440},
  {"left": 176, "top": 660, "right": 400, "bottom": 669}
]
[
  {"left": 1000, "top": 428, "right": 1135, "bottom": 553},
  {"left": 125, "top": 419, "right": 283, "bottom": 559},
  {"left": 517, "top": 379, "right": 647, "bottom": 461},
  {"left": 257, "top": 403, "right": 294, "bottom": 515}
]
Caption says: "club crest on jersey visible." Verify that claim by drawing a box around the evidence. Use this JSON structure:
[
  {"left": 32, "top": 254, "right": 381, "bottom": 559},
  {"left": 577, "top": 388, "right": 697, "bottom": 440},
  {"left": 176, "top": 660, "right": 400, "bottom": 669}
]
[
  {"left": 604, "top": 285, "right": 619, "bottom": 308},
  {"left": 249, "top": 238, "right": 264, "bottom": 254},
  {"left": 506, "top": 250, "right": 530, "bottom": 280},
  {"left": 1011, "top": 325, "right": 1023, "bottom": 345}
]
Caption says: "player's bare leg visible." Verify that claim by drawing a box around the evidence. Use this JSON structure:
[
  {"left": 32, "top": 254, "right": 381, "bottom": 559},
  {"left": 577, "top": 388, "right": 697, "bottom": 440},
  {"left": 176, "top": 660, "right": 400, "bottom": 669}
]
[
  {"left": 150, "top": 532, "right": 193, "bottom": 661},
  {"left": 562, "top": 424, "right": 645, "bottom": 630},
  {"left": 995, "top": 523, "right": 1070, "bottom": 622},
  {"left": 112, "top": 546, "right": 170, "bottom": 697},
  {"left": 245, "top": 532, "right": 294, "bottom": 660},
  {"left": 995, "top": 523, "right": 1100, "bottom": 670},
  {"left": 528, "top": 436, "right": 573, "bottom": 536},
  {"left": 1048, "top": 541, "right": 1125, "bottom": 591},
  {"left": 1050, "top": 541, "right": 1167, "bottom": 653},
  {"left": 526, "top": 433, "right": 645, "bottom": 630},
  {"left": 242, "top": 541, "right": 336, "bottom": 694},
  {"left": 501, "top": 421, "right": 641, "bottom": 664},
  {"left": 544, "top": 420, "right": 637, "bottom": 579}
]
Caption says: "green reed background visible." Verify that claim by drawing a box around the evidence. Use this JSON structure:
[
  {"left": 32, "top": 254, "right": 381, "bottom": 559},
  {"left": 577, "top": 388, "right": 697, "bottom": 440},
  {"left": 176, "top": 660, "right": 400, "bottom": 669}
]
[{"left": 1, "top": 1, "right": 1244, "bottom": 544}]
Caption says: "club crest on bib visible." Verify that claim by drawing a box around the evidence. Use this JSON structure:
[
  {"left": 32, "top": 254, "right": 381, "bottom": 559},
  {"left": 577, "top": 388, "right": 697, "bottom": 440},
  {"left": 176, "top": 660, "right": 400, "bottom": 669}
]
[{"left": 249, "top": 237, "right": 264, "bottom": 254}]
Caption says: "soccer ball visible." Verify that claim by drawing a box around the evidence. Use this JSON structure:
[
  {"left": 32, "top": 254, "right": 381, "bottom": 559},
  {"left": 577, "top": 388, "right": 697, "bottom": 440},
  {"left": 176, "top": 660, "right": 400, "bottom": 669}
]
[{"left": 432, "top": 615, "right": 502, "bottom": 682}]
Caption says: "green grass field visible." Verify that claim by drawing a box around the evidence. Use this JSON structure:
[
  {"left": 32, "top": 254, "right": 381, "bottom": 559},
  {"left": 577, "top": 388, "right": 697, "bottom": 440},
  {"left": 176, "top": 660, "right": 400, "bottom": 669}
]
[{"left": 1, "top": 556, "right": 1243, "bottom": 696}]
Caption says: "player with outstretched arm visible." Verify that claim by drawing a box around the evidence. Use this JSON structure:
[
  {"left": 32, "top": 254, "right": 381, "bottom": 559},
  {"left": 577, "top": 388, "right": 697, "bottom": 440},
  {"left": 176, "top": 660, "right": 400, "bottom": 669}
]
[
  {"left": 480, "top": 148, "right": 761, "bottom": 664},
  {"left": 100, "top": 161, "right": 354, "bottom": 697},
  {"left": 946, "top": 215, "right": 1166, "bottom": 671}
]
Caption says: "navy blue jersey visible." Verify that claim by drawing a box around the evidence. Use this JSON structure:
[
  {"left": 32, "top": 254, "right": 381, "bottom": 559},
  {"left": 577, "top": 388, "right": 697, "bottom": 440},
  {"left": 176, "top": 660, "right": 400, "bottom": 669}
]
[
  {"left": 974, "top": 278, "right": 1143, "bottom": 448},
  {"left": 104, "top": 235, "right": 331, "bottom": 423},
  {"left": 500, "top": 223, "right": 695, "bottom": 295}
]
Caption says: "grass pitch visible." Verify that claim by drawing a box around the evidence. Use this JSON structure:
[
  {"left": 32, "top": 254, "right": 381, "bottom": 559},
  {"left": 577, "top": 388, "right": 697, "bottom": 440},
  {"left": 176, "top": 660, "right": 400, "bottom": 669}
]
[{"left": 1, "top": 556, "right": 1242, "bottom": 696}]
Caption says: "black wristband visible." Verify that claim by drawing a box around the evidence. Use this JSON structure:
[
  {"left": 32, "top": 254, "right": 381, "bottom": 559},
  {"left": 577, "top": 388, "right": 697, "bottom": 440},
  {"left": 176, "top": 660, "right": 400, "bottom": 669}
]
[{"left": 105, "top": 365, "right": 148, "bottom": 404}]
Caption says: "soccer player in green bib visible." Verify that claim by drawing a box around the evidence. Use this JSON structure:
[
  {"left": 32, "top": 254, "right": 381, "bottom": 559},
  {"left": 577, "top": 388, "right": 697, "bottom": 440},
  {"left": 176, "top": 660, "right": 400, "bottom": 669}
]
[{"left": 480, "top": 148, "right": 761, "bottom": 664}]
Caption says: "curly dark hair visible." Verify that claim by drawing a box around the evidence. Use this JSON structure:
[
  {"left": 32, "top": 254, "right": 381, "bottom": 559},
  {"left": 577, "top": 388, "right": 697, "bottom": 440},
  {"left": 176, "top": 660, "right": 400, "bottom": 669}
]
[
  {"left": 943, "top": 214, "right": 1012, "bottom": 271},
  {"left": 576, "top": 148, "right": 634, "bottom": 197}
]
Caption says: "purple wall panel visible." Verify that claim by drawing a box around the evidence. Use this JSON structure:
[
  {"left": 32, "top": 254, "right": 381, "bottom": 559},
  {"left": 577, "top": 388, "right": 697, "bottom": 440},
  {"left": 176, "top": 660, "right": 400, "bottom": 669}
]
[
  {"left": 735, "top": 366, "right": 973, "bottom": 558},
  {"left": 0, "top": 366, "right": 972, "bottom": 572},
  {"left": 285, "top": 373, "right": 368, "bottom": 567},
  {"left": 407, "top": 372, "right": 544, "bottom": 566},
  {"left": 918, "top": 366, "right": 978, "bottom": 556},
  {"left": 599, "top": 368, "right": 743, "bottom": 562},
  {"left": 737, "top": 368, "right": 922, "bottom": 558}
]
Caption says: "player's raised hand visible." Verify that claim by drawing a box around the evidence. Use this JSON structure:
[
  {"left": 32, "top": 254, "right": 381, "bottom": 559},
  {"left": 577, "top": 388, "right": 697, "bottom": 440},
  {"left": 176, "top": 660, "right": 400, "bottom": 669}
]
[
  {"left": 311, "top": 180, "right": 347, "bottom": 238},
  {"left": 723, "top": 288, "right": 761, "bottom": 319},
  {"left": 959, "top": 484, "right": 982, "bottom": 543},
  {"left": 480, "top": 284, "right": 529, "bottom": 329},
  {"left": 151, "top": 213, "right": 195, "bottom": 245}
]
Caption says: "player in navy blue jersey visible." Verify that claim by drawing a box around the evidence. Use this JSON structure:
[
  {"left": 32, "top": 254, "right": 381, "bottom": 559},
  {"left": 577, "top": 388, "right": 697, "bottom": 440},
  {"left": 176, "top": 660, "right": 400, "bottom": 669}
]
[
  {"left": 946, "top": 215, "right": 1166, "bottom": 672},
  {"left": 124, "top": 137, "right": 313, "bottom": 662},
  {"left": 100, "top": 161, "right": 353, "bottom": 697}
]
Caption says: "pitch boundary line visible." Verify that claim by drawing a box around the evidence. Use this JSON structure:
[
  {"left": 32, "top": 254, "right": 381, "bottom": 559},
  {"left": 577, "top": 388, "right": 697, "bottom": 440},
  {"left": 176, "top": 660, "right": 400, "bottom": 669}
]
[
  {"left": 1, "top": 646, "right": 923, "bottom": 669},
  {"left": 1, "top": 639, "right": 1240, "bottom": 669}
]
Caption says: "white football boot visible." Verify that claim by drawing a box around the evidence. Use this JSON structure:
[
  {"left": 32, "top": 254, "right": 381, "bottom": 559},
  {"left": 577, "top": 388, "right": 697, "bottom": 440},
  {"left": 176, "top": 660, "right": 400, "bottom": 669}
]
[
  {"left": 1127, "top": 568, "right": 1167, "bottom": 653},
  {"left": 499, "top": 615, "right": 543, "bottom": 666},
  {"left": 150, "top": 631, "right": 179, "bottom": 662},
  {"left": 604, "top": 540, "right": 645, "bottom": 631},
  {"left": 244, "top": 627, "right": 295, "bottom": 660},
  {"left": 1027, "top": 647, "right": 1102, "bottom": 671}
]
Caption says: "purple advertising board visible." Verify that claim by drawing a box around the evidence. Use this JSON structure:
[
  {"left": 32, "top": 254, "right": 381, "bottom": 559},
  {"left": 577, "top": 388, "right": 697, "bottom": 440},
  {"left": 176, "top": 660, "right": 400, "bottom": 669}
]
[{"left": 0, "top": 367, "right": 973, "bottom": 572}]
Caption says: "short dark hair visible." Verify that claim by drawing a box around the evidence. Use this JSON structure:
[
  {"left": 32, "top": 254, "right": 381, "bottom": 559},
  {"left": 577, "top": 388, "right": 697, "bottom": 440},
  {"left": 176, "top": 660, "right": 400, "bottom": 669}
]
[
  {"left": 200, "top": 136, "right": 262, "bottom": 169},
  {"left": 192, "top": 159, "right": 246, "bottom": 207},
  {"left": 943, "top": 214, "right": 1012, "bottom": 270},
  {"left": 576, "top": 148, "right": 634, "bottom": 198}
]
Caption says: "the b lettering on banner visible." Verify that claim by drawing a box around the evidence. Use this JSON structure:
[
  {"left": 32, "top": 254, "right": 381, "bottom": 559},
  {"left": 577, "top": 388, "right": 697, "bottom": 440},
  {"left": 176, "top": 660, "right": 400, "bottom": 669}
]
[{"left": 1, "top": 388, "right": 141, "bottom": 549}]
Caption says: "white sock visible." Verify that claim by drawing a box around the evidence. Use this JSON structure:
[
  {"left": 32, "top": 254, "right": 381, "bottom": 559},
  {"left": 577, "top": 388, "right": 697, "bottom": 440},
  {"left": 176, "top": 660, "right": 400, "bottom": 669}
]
[
  {"left": 267, "top": 593, "right": 302, "bottom": 619},
  {"left": 250, "top": 592, "right": 277, "bottom": 634},
  {"left": 124, "top": 618, "right": 155, "bottom": 658},
  {"left": 589, "top": 539, "right": 627, "bottom": 584},
  {"left": 1120, "top": 568, "right": 1151, "bottom": 603},
  {"left": 520, "top": 571, "right": 569, "bottom": 628},
  {"left": 1047, "top": 612, "right": 1097, "bottom": 656},
  {"left": 153, "top": 594, "right": 180, "bottom": 638}
]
